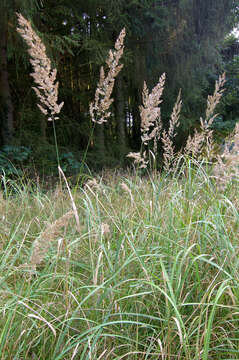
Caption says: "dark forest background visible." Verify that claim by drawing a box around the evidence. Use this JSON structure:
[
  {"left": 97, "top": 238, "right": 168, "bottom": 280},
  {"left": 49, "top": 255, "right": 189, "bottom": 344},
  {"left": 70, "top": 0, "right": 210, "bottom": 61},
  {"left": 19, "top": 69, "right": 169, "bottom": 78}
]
[{"left": 1, "top": 0, "right": 239, "bottom": 175}]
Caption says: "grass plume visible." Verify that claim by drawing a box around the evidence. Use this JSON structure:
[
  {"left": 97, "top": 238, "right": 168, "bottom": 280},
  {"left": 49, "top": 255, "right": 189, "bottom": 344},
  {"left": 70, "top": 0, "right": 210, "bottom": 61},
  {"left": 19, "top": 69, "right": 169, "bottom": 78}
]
[
  {"left": 16, "top": 13, "right": 64, "bottom": 122},
  {"left": 30, "top": 210, "right": 73, "bottom": 267},
  {"left": 162, "top": 89, "right": 182, "bottom": 171},
  {"left": 185, "top": 73, "right": 226, "bottom": 159},
  {"left": 89, "top": 28, "right": 126, "bottom": 124},
  {"left": 127, "top": 74, "right": 166, "bottom": 168},
  {"left": 213, "top": 121, "right": 239, "bottom": 188},
  {"left": 140, "top": 73, "right": 165, "bottom": 146},
  {"left": 4, "top": 15, "right": 239, "bottom": 359}
]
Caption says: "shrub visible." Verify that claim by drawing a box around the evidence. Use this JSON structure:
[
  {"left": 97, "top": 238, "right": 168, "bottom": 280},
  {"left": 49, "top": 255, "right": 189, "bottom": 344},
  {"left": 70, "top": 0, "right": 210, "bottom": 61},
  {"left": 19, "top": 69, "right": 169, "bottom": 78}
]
[{"left": 0, "top": 145, "right": 31, "bottom": 176}]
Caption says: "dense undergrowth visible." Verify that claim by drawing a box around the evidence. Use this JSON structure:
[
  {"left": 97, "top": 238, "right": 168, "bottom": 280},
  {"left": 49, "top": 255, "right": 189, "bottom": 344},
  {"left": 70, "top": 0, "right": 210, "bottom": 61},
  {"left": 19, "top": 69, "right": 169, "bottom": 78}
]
[{"left": 1, "top": 159, "right": 239, "bottom": 359}]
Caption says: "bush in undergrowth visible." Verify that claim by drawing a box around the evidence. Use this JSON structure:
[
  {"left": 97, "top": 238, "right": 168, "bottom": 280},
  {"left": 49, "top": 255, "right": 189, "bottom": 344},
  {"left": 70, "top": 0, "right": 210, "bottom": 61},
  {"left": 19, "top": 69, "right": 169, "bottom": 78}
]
[{"left": 0, "top": 145, "right": 31, "bottom": 176}]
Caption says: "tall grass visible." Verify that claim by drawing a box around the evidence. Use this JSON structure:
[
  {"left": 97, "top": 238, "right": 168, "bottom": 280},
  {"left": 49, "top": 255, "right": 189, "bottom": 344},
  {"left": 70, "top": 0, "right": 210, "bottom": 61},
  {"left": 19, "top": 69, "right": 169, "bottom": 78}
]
[
  {"left": 2, "top": 12, "right": 238, "bottom": 360},
  {"left": 16, "top": 13, "right": 64, "bottom": 168},
  {"left": 1, "top": 164, "right": 239, "bottom": 359}
]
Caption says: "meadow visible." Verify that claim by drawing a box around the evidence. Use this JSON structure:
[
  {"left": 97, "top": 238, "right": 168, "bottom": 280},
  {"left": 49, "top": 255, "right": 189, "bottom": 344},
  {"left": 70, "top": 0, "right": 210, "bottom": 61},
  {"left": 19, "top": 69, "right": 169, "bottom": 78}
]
[
  {"left": 1, "top": 14, "right": 239, "bottom": 359},
  {"left": 1, "top": 161, "right": 239, "bottom": 359}
]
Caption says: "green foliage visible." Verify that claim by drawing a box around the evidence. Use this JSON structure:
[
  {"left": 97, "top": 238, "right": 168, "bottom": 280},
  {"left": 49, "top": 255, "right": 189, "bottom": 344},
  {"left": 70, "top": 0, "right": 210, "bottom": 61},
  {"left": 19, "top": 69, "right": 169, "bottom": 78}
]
[
  {"left": 212, "top": 35, "right": 239, "bottom": 123},
  {"left": 59, "top": 151, "right": 87, "bottom": 174},
  {"left": 211, "top": 116, "right": 239, "bottom": 143},
  {"left": 1, "top": 163, "right": 239, "bottom": 358},
  {"left": 28, "top": 144, "right": 89, "bottom": 176},
  {"left": 3, "top": 0, "right": 239, "bottom": 169},
  {"left": 222, "top": 55, "right": 239, "bottom": 120},
  {"left": 0, "top": 143, "right": 89, "bottom": 178},
  {"left": 0, "top": 145, "right": 31, "bottom": 176}
]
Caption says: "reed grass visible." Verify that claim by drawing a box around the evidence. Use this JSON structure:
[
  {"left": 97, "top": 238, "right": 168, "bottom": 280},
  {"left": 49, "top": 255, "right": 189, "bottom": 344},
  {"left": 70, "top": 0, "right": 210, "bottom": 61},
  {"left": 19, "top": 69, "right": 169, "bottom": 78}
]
[
  {"left": 5, "top": 12, "right": 239, "bottom": 360},
  {"left": 1, "top": 164, "right": 239, "bottom": 359},
  {"left": 16, "top": 13, "right": 64, "bottom": 122},
  {"left": 16, "top": 12, "right": 229, "bottom": 175},
  {"left": 127, "top": 74, "right": 166, "bottom": 169},
  {"left": 89, "top": 28, "right": 126, "bottom": 125},
  {"left": 185, "top": 73, "right": 226, "bottom": 160},
  {"left": 162, "top": 89, "right": 182, "bottom": 171},
  {"left": 16, "top": 13, "right": 64, "bottom": 168}
]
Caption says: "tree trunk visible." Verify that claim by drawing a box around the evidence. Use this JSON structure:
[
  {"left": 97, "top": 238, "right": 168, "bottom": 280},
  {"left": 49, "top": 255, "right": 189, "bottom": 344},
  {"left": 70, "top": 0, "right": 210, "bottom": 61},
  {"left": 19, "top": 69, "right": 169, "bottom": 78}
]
[
  {"left": 0, "top": 13, "right": 14, "bottom": 146},
  {"left": 115, "top": 75, "right": 127, "bottom": 158}
]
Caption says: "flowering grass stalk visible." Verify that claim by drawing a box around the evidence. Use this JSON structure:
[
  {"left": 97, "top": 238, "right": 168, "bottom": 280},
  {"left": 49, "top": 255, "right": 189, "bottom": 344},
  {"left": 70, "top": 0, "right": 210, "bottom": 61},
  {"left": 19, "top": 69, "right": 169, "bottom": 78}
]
[
  {"left": 16, "top": 13, "right": 64, "bottom": 166},
  {"left": 127, "top": 74, "right": 166, "bottom": 169},
  {"left": 89, "top": 28, "right": 126, "bottom": 125},
  {"left": 162, "top": 89, "right": 182, "bottom": 171},
  {"left": 185, "top": 73, "right": 226, "bottom": 159}
]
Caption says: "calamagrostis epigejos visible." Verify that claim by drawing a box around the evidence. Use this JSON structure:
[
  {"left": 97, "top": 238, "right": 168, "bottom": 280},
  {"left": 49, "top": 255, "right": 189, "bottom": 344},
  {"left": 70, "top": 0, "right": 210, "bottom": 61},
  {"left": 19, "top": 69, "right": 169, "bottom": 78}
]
[
  {"left": 162, "top": 89, "right": 182, "bottom": 171},
  {"left": 89, "top": 28, "right": 126, "bottom": 124},
  {"left": 127, "top": 74, "right": 166, "bottom": 168},
  {"left": 185, "top": 73, "right": 226, "bottom": 158},
  {"left": 126, "top": 150, "right": 148, "bottom": 169},
  {"left": 30, "top": 211, "right": 74, "bottom": 267},
  {"left": 140, "top": 73, "right": 165, "bottom": 147},
  {"left": 16, "top": 13, "right": 64, "bottom": 121},
  {"left": 213, "top": 122, "right": 239, "bottom": 189}
]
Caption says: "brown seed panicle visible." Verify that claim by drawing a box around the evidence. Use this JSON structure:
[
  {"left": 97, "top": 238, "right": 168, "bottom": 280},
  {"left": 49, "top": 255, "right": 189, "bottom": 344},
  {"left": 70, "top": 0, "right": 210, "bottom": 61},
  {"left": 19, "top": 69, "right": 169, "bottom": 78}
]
[
  {"left": 16, "top": 13, "right": 64, "bottom": 122},
  {"left": 89, "top": 28, "right": 126, "bottom": 124}
]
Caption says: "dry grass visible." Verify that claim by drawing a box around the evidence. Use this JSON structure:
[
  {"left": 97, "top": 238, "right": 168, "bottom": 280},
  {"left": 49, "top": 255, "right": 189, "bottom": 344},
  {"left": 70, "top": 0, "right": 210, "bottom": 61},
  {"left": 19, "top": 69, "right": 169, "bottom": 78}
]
[
  {"left": 30, "top": 210, "right": 73, "bottom": 267},
  {"left": 126, "top": 150, "right": 149, "bottom": 169},
  {"left": 17, "top": 12, "right": 229, "bottom": 176},
  {"left": 89, "top": 28, "right": 126, "bottom": 124},
  {"left": 127, "top": 74, "right": 166, "bottom": 168},
  {"left": 185, "top": 73, "right": 226, "bottom": 159},
  {"left": 140, "top": 73, "right": 165, "bottom": 146},
  {"left": 213, "top": 122, "right": 239, "bottom": 188},
  {"left": 2, "top": 15, "right": 239, "bottom": 359},
  {"left": 16, "top": 13, "right": 64, "bottom": 122},
  {"left": 127, "top": 72, "right": 225, "bottom": 173},
  {"left": 162, "top": 89, "right": 182, "bottom": 171}
]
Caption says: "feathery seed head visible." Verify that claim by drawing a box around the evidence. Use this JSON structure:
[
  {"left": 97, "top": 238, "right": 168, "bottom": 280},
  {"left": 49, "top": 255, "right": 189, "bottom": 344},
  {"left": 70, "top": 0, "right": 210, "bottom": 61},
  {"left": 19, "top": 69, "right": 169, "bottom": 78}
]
[
  {"left": 30, "top": 211, "right": 73, "bottom": 267},
  {"left": 16, "top": 13, "right": 64, "bottom": 121},
  {"left": 185, "top": 73, "right": 226, "bottom": 159},
  {"left": 90, "top": 28, "right": 126, "bottom": 124}
]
